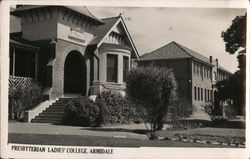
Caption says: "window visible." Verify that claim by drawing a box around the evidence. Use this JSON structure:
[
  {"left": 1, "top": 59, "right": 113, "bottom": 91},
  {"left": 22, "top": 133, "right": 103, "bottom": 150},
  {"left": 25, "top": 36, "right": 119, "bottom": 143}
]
[
  {"left": 201, "top": 88, "right": 203, "bottom": 101},
  {"left": 107, "top": 54, "right": 118, "bottom": 82},
  {"left": 194, "top": 87, "right": 197, "bottom": 100},
  {"left": 205, "top": 89, "right": 207, "bottom": 101},
  {"left": 196, "top": 64, "right": 199, "bottom": 75},
  {"left": 200, "top": 65, "right": 203, "bottom": 76},
  {"left": 123, "top": 56, "right": 129, "bottom": 82},
  {"left": 208, "top": 89, "right": 210, "bottom": 101},
  {"left": 204, "top": 67, "right": 206, "bottom": 78},
  {"left": 193, "top": 62, "right": 196, "bottom": 74},
  {"left": 210, "top": 90, "right": 213, "bottom": 101},
  {"left": 198, "top": 87, "right": 200, "bottom": 101}
]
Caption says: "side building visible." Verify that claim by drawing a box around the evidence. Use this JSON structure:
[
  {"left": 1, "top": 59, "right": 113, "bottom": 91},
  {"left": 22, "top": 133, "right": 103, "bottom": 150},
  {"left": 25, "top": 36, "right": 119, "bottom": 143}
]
[{"left": 137, "top": 41, "right": 232, "bottom": 119}]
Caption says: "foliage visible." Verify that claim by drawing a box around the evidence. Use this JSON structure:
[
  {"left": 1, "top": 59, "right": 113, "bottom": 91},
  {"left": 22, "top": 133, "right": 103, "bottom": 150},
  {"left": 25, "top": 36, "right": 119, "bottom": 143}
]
[
  {"left": 221, "top": 14, "right": 246, "bottom": 54},
  {"left": 215, "top": 71, "right": 243, "bottom": 115},
  {"left": 21, "top": 83, "right": 45, "bottom": 110},
  {"left": 224, "top": 104, "right": 237, "bottom": 119},
  {"left": 9, "top": 82, "right": 45, "bottom": 121},
  {"left": 63, "top": 97, "right": 101, "bottom": 127},
  {"left": 126, "top": 66, "right": 177, "bottom": 139},
  {"left": 95, "top": 90, "right": 139, "bottom": 124},
  {"left": 169, "top": 98, "right": 193, "bottom": 119},
  {"left": 167, "top": 98, "right": 194, "bottom": 130}
]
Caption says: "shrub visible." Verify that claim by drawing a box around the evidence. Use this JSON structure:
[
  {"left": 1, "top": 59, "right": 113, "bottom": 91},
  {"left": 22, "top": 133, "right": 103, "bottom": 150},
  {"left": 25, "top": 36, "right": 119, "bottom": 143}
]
[
  {"left": 63, "top": 97, "right": 101, "bottom": 127},
  {"left": 224, "top": 104, "right": 237, "bottom": 119},
  {"left": 9, "top": 82, "right": 45, "bottom": 121},
  {"left": 167, "top": 98, "right": 193, "bottom": 130},
  {"left": 95, "top": 90, "right": 138, "bottom": 125},
  {"left": 9, "top": 85, "right": 23, "bottom": 120},
  {"left": 21, "top": 83, "right": 45, "bottom": 110},
  {"left": 126, "top": 66, "right": 177, "bottom": 139}
]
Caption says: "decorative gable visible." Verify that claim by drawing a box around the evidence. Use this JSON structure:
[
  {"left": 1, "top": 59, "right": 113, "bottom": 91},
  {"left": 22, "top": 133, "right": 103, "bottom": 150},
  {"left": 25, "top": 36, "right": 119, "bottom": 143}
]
[{"left": 90, "top": 16, "right": 139, "bottom": 59}]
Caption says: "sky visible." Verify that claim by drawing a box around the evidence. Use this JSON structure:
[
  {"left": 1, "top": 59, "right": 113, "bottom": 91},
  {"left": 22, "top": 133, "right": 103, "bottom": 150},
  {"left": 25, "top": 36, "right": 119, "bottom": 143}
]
[{"left": 88, "top": 7, "right": 246, "bottom": 73}]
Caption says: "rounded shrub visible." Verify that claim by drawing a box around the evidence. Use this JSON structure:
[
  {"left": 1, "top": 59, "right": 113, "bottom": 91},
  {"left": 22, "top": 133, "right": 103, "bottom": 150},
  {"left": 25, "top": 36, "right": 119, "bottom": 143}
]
[
  {"left": 95, "top": 90, "right": 138, "bottom": 125},
  {"left": 63, "top": 97, "right": 101, "bottom": 127}
]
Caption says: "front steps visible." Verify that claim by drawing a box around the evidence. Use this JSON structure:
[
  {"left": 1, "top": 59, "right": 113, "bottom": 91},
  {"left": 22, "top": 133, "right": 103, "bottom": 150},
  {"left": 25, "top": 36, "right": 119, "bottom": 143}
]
[{"left": 31, "top": 98, "right": 73, "bottom": 124}]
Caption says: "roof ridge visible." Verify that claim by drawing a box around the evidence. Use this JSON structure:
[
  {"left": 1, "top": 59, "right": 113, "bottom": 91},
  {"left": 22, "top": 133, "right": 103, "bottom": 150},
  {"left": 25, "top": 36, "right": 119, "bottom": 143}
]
[
  {"left": 173, "top": 41, "right": 197, "bottom": 58},
  {"left": 101, "top": 16, "right": 120, "bottom": 20},
  {"left": 174, "top": 41, "right": 210, "bottom": 61},
  {"left": 145, "top": 42, "right": 173, "bottom": 56}
]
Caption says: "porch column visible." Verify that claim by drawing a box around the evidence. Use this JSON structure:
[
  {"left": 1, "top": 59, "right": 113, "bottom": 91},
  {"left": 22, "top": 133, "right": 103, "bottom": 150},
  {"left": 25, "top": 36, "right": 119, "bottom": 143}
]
[{"left": 12, "top": 47, "right": 16, "bottom": 76}]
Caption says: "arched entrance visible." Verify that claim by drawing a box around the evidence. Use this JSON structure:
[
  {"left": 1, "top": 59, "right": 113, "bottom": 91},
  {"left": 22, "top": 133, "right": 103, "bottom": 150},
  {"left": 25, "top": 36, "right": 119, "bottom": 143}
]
[{"left": 64, "top": 51, "right": 86, "bottom": 96}]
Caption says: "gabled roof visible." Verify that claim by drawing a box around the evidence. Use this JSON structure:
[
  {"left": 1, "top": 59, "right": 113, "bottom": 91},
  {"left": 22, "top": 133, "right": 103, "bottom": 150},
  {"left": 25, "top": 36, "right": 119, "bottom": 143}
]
[
  {"left": 11, "top": 5, "right": 103, "bottom": 24},
  {"left": 89, "top": 15, "right": 139, "bottom": 59},
  {"left": 140, "top": 41, "right": 212, "bottom": 65},
  {"left": 89, "top": 16, "right": 120, "bottom": 45}
]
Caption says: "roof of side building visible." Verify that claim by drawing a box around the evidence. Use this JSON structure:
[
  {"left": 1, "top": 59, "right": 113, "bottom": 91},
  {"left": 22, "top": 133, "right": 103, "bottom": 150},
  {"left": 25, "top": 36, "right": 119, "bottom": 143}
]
[
  {"left": 139, "top": 41, "right": 211, "bottom": 64},
  {"left": 139, "top": 41, "right": 232, "bottom": 74}
]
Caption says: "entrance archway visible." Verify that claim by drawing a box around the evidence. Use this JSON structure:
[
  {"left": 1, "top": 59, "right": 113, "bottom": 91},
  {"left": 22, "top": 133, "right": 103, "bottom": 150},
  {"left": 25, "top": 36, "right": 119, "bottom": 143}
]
[{"left": 64, "top": 51, "right": 86, "bottom": 95}]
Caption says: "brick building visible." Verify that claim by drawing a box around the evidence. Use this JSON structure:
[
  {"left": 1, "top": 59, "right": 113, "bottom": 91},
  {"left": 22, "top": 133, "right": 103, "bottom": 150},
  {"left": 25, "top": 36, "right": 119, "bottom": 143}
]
[
  {"left": 9, "top": 5, "right": 140, "bottom": 122},
  {"left": 9, "top": 5, "right": 139, "bottom": 100},
  {"left": 138, "top": 41, "right": 232, "bottom": 120}
]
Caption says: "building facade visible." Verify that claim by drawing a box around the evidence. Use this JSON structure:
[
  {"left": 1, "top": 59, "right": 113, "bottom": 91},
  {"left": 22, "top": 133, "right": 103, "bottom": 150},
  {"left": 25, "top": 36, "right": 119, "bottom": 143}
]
[
  {"left": 138, "top": 41, "right": 232, "bottom": 119},
  {"left": 9, "top": 5, "right": 139, "bottom": 100}
]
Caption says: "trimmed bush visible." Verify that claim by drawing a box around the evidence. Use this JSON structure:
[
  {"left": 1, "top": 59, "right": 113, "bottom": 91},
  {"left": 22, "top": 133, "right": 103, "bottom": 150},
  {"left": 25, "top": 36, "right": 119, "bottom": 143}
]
[
  {"left": 126, "top": 66, "right": 177, "bottom": 139},
  {"left": 63, "top": 97, "right": 101, "bottom": 127},
  {"left": 95, "top": 90, "right": 139, "bottom": 125}
]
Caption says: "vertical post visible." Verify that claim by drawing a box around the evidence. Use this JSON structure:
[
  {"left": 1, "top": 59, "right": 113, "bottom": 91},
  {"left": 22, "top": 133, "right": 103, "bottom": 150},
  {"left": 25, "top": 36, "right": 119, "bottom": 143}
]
[
  {"left": 12, "top": 47, "right": 16, "bottom": 76},
  {"left": 35, "top": 50, "right": 38, "bottom": 80}
]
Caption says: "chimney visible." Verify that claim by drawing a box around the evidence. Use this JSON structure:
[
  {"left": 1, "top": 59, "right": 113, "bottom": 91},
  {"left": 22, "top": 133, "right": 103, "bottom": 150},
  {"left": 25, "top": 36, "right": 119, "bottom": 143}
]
[
  {"left": 216, "top": 59, "right": 218, "bottom": 68},
  {"left": 16, "top": 5, "right": 23, "bottom": 8},
  {"left": 209, "top": 56, "right": 213, "bottom": 63}
]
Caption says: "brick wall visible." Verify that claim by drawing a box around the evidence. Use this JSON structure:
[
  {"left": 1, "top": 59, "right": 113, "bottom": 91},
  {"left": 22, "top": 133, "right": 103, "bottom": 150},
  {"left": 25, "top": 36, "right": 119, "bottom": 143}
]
[{"left": 137, "top": 58, "right": 192, "bottom": 101}]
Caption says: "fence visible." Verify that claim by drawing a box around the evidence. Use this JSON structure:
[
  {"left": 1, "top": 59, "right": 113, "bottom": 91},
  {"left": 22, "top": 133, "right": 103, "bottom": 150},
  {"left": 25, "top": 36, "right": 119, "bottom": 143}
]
[{"left": 9, "top": 76, "right": 34, "bottom": 96}]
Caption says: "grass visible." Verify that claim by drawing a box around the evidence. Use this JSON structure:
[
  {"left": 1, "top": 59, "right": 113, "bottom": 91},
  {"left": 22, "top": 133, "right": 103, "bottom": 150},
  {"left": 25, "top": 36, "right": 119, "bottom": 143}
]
[
  {"left": 156, "top": 127, "right": 245, "bottom": 138},
  {"left": 8, "top": 133, "right": 232, "bottom": 147}
]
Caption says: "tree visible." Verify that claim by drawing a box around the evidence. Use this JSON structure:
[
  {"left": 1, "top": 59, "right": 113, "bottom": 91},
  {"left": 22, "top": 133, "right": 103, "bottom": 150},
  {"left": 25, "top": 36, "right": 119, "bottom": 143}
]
[
  {"left": 221, "top": 13, "right": 246, "bottom": 116},
  {"left": 221, "top": 14, "right": 246, "bottom": 54},
  {"left": 125, "top": 66, "right": 177, "bottom": 139},
  {"left": 215, "top": 71, "right": 243, "bottom": 115}
]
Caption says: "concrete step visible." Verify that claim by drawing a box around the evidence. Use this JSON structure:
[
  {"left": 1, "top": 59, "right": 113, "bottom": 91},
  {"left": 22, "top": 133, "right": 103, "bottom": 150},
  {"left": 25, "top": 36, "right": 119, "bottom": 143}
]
[
  {"left": 54, "top": 101, "right": 70, "bottom": 104},
  {"left": 31, "top": 119, "right": 62, "bottom": 123},
  {"left": 46, "top": 107, "right": 65, "bottom": 111},
  {"left": 50, "top": 105, "right": 66, "bottom": 108},
  {"left": 34, "top": 116, "right": 63, "bottom": 120},
  {"left": 41, "top": 111, "right": 65, "bottom": 115},
  {"left": 31, "top": 97, "right": 75, "bottom": 124},
  {"left": 38, "top": 113, "right": 64, "bottom": 117}
]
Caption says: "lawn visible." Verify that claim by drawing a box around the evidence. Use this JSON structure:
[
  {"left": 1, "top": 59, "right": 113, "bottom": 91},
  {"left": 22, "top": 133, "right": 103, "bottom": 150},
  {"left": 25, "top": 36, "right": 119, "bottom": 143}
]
[
  {"left": 8, "top": 133, "right": 232, "bottom": 148},
  {"left": 156, "top": 127, "right": 245, "bottom": 138}
]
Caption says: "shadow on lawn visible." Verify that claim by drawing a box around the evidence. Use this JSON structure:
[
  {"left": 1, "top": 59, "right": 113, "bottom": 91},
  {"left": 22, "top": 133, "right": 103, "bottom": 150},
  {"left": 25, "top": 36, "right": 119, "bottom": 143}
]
[{"left": 83, "top": 127, "right": 148, "bottom": 135}]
